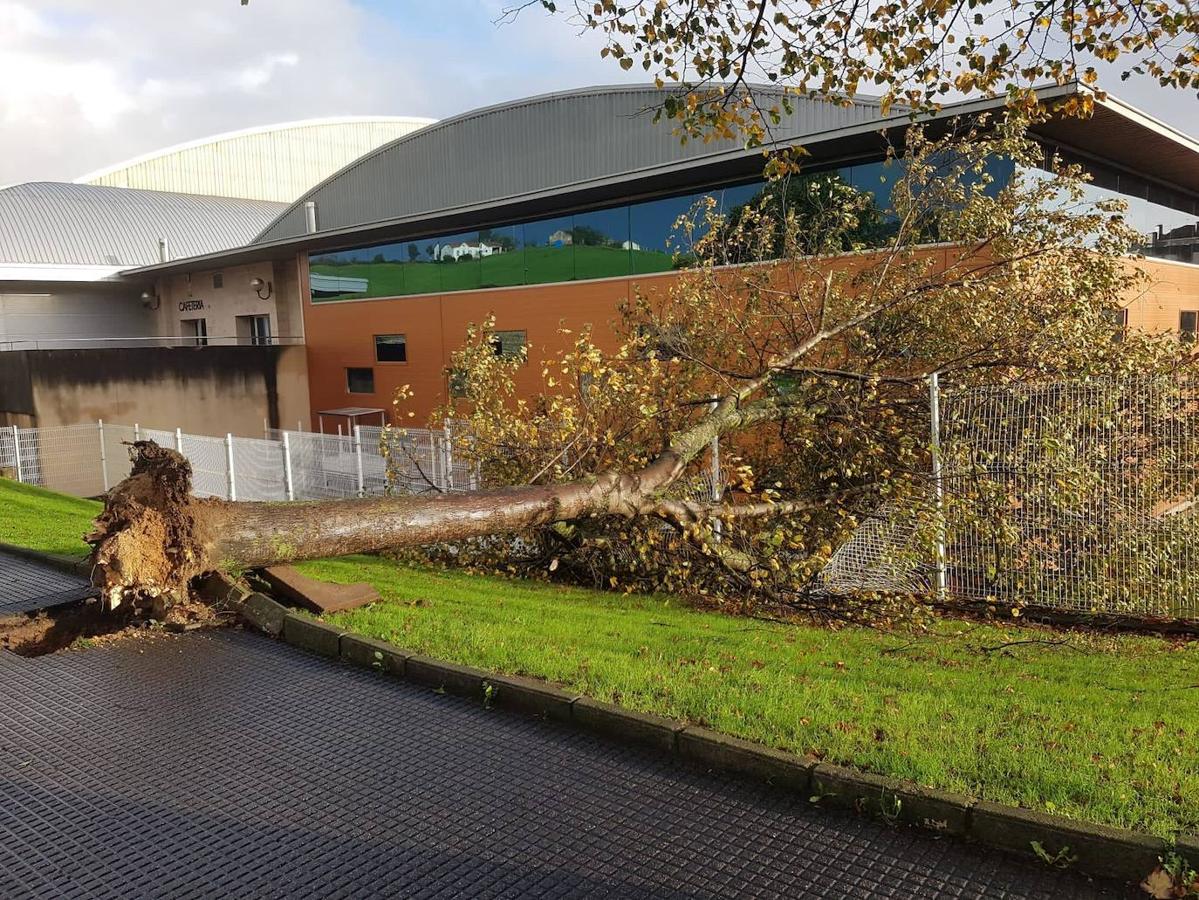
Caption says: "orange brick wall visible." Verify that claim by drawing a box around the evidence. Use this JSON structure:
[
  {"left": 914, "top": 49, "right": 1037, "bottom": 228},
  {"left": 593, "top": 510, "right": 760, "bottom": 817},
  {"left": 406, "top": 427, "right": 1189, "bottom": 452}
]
[
  {"left": 299, "top": 250, "right": 1199, "bottom": 429},
  {"left": 1123, "top": 257, "right": 1199, "bottom": 334},
  {"left": 302, "top": 267, "right": 681, "bottom": 428}
]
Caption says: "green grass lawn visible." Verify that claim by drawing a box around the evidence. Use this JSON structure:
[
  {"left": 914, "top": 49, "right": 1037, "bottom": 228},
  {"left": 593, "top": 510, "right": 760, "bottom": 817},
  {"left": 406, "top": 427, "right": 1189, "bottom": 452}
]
[
  {"left": 301, "top": 554, "right": 1199, "bottom": 840},
  {"left": 0, "top": 478, "right": 99, "bottom": 557}
]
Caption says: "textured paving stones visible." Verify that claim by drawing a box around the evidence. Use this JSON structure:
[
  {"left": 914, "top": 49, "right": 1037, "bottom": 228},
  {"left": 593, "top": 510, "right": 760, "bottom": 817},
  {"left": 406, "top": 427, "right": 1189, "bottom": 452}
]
[
  {"left": 0, "top": 547, "right": 95, "bottom": 616},
  {"left": 0, "top": 629, "right": 1132, "bottom": 898}
]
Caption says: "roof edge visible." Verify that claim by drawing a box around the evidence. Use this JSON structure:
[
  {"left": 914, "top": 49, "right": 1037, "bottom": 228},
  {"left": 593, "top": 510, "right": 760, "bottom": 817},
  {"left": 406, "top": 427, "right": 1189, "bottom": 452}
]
[{"left": 250, "top": 83, "right": 884, "bottom": 244}]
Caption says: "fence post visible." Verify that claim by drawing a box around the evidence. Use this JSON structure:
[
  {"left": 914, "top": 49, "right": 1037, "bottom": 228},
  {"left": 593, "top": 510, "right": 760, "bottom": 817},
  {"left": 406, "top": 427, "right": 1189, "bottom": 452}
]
[
  {"left": 442, "top": 419, "right": 454, "bottom": 492},
  {"left": 133, "top": 423, "right": 141, "bottom": 442},
  {"left": 10, "top": 425, "right": 23, "bottom": 483},
  {"left": 225, "top": 433, "right": 237, "bottom": 501},
  {"left": 98, "top": 419, "right": 109, "bottom": 492},
  {"left": 282, "top": 432, "right": 295, "bottom": 501},
  {"left": 353, "top": 425, "right": 365, "bottom": 497},
  {"left": 929, "top": 373, "right": 948, "bottom": 601},
  {"left": 707, "top": 400, "right": 723, "bottom": 539},
  {"left": 175, "top": 428, "right": 183, "bottom": 453}
]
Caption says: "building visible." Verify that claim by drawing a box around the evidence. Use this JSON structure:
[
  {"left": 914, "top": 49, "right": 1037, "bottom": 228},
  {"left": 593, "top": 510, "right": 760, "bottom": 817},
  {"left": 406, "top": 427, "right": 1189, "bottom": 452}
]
[
  {"left": 2, "top": 83, "right": 1192, "bottom": 436},
  {"left": 75, "top": 117, "right": 435, "bottom": 203},
  {"left": 120, "top": 83, "right": 1199, "bottom": 430},
  {"left": 0, "top": 182, "right": 310, "bottom": 435}
]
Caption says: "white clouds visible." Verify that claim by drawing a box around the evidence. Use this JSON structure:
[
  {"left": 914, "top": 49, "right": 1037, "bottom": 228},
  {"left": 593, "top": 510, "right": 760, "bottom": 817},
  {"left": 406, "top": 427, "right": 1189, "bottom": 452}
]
[
  {"left": 0, "top": 0, "right": 635, "bottom": 183},
  {"left": 0, "top": 0, "right": 1194, "bottom": 186},
  {"left": 231, "top": 52, "right": 300, "bottom": 92}
]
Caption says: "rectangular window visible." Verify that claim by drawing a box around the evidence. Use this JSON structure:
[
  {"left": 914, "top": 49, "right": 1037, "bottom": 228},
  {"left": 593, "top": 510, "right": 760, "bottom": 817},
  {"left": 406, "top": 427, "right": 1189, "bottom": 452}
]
[
  {"left": 436, "top": 231, "right": 482, "bottom": 292},
  {"left": 1103, "top": 308, "right": 1128, "bottom": 343},
  {"left": 572, "top": 206, "right": 632, "bottom": 280},
  {"left": 236, "top": 314, "right": 272, "bottom": 346},
  {"left": 180, "top": 318, "right": 207, "bottom": 347},
  {"left": 346, "top": 367, "right": 375, "bottom": 394},
  {"left": 374, "top": 333, "right": 407, "bottom": 362},
  {"left": 448, "top": 368, "right": 468, "bottom": 399},
  {"left": 478, "top": 225, "right": 523, "bottom": 288},
  {"left": 490, "top": 329, "right": 526, "bottom": 360},
  {"left": 522, "top": 216, "right": 575, "bottom": 285},
  {"left": 1182, "top": 311, "right": 1197, "bottom": 340},
  {"left": 212, "top": 273, "right": 223, "bottom": 289}
]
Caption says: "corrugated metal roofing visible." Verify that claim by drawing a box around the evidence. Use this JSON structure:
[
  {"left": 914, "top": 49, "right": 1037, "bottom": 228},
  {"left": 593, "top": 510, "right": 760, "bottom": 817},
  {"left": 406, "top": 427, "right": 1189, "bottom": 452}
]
[
  {"left": 0, "top": 182, "right": 286, "bottom": 267},
  {"left": 254, "top": 85, "right": 887, "bottom": 244}
]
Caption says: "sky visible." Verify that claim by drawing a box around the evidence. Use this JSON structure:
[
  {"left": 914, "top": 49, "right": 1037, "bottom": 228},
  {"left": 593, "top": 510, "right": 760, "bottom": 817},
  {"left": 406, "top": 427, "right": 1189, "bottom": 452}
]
[{"left": 1, "top": 0, "right": 1197, "bottom": 186}]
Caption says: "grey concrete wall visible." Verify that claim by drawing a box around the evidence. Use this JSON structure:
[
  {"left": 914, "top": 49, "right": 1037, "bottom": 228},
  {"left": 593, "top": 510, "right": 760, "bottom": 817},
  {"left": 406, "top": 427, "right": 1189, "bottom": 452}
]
[{"left": 0, "top": 345, "right": 311, "bottom": 438}]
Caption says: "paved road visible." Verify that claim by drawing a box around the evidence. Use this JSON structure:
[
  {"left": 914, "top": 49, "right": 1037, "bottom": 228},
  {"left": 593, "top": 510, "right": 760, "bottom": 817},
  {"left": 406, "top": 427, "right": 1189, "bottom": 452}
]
[{"left": 0, "top": 552, "right": 1131, "bottom": 898}]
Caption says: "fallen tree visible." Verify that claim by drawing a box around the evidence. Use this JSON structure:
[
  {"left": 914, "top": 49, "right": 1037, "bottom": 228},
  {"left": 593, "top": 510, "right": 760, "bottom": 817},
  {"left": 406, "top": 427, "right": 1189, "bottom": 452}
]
[{"left": 87, "top": 123, "right": 1193, "bottom": 611}]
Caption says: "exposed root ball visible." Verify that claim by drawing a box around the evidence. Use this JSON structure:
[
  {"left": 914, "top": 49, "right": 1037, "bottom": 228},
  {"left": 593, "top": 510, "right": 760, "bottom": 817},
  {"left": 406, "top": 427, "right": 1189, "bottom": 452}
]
[{"left": 88, "top": 441, "right": 205, "bottom": 607}]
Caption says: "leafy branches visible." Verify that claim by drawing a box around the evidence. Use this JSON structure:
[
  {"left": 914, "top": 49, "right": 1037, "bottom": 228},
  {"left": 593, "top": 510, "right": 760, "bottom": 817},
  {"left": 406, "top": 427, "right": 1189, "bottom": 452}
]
[{"left": 503, "top": 0, "right": 1199, "bottom": 144}]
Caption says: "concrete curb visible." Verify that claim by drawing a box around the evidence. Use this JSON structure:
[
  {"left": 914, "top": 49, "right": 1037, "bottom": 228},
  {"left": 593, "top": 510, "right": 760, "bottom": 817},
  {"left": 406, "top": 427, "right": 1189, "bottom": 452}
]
[
  {"left": 0, "top": 541, "right": 92, "bottom": 579},
  {"left": 235, "top": 586, "right": 1187, "bottom": 886}
]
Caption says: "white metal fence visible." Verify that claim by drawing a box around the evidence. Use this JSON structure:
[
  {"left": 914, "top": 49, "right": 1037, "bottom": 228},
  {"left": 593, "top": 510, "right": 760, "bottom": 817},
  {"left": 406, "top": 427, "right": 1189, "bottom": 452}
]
[
  {"left": 821, "top": 376, "right": 1199, "bottom": 618},
  {"left": 0, "top": 421, "right": 471, "bottom": 502}
]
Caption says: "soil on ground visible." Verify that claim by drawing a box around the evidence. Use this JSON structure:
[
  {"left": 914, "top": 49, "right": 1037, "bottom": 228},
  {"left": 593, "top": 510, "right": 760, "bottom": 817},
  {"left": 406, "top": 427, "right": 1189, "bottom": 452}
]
[{"left": 0, "top": 590, "right": 231, "bottom": 657}]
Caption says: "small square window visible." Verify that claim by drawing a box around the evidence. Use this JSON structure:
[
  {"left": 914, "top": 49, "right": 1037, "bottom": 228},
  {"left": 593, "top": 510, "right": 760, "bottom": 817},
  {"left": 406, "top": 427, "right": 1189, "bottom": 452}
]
[
  {"left": 212, "top": 273, "right": 223, "bottom": 289},
  {"left": 1181, "top": 311, "right": 1197, "bottom": 341},
  {"left": 375, "top": 334, "right": 407, "bottom": 363},
  {"left": 346, "top": 367, "right": 375, "bottom": 394},
  {"left": 490, "top": 329, "right": 526, "bottom": 360}
]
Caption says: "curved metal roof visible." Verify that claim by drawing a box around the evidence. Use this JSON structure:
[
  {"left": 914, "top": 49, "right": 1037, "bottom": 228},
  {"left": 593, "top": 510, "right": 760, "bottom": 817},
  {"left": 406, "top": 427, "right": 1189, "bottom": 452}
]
[
  {"left": 254, "top": 85, "right": 886, "bottom": 244},
  {"left": 75, "top": 116, "right": 436, "bottom": 203},
  {"left": 0, "top": 182, "right": 286, "bottom": 267}
]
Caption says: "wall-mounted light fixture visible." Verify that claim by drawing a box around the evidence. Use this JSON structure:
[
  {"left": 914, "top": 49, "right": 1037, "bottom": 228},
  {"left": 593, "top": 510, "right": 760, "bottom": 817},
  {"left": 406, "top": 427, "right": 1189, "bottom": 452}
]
[
  {"left": 140, "top": 290, "right": 161, "bottom": 311},
  {"left": 250, "top": 277, "right": 274, "bottom": 301}
]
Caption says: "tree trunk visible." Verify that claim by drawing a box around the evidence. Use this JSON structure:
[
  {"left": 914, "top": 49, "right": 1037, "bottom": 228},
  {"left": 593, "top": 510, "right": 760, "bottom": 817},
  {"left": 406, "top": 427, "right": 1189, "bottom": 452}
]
[{"left": 87, "top": 441, "right": 691, "bottom": 603}]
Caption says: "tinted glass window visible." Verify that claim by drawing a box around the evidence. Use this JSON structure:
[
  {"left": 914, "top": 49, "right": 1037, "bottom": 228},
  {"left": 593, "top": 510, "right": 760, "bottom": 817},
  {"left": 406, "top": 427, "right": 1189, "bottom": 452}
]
[
  {"left": 848, "top": 160, "right": 903, "bottom": 214},
  {"left": 719, "top": 182, "right": 765, "bottom": 213},
  {"left": 346, "top": 367, "right": 375, "bottom": 393},
  {"left": 402, "top": 236, "right": 441, "bottom": 295},
  {"left": 435, "top": 231, "right": 482, "bottom": 292},
  {"left": 572, "top": 206, "right": 632, "bottom": 280},
  {"left": 374, "top": 334, "right": 407, "bottom": 362},
  {"left": 523, "top": 215, "right": 575, "bottom": 284},
  {"left": 479, "top": 225, "right": 524, "bottom": 288},
  {"left": 629, "top": 192, "right": 708, "bottom": 275}
]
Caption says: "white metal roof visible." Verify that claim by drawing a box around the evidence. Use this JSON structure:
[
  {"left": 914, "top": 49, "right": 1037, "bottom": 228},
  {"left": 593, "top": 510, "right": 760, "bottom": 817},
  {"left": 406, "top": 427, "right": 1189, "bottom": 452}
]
[
  {"left": 0, "top": 182, "right": 286, "bottom": 268},
  {"left": 75, "top": 116, "right": 436, "bottom": 203}
]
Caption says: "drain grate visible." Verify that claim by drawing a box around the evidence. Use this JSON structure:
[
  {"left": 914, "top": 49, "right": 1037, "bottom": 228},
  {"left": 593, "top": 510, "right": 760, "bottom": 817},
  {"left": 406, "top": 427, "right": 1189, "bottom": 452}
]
[{"left": 0, "top": 630, "right": 1130, "bottom": 898}]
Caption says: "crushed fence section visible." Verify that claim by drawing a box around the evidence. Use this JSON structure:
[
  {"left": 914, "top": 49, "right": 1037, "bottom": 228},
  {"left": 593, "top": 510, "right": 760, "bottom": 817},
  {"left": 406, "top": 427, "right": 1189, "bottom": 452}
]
[
  {"left": 821, "top": 377, "right": 1199, "bottom": 618},
  {"left": 1, "top": 420, "right": 473, "bottom": 504}
]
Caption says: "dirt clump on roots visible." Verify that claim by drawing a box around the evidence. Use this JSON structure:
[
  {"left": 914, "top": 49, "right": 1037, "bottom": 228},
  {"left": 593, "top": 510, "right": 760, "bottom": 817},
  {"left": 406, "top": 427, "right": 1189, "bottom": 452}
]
[{"left": 87, "top": 441, "right": 210, "bottom": 605}]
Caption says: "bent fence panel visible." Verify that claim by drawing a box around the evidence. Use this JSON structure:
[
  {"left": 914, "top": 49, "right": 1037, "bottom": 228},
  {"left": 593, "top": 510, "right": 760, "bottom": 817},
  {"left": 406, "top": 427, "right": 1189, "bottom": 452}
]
[{"left": 821, "top": 377, "right": 1199, "bottom": 618}]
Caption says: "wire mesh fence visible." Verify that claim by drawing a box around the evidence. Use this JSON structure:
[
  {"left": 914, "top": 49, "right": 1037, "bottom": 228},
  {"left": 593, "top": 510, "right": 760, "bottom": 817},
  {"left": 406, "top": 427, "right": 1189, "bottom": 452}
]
[
  {"left": 0, "top": 420, "right": 473, "bottom": 505},
  {"left": 820, "top": 376, "right": 1199, "bottom": 618}
]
